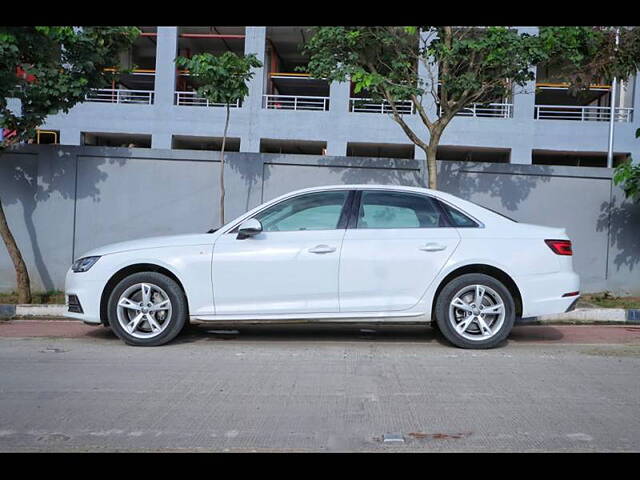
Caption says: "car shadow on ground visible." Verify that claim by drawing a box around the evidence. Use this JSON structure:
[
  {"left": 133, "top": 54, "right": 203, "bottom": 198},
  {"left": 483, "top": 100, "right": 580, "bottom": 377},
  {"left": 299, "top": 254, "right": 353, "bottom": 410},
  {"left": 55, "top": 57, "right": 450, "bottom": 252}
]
[{"left": 79, "top": 321, "right": 566, "bottom": 347}]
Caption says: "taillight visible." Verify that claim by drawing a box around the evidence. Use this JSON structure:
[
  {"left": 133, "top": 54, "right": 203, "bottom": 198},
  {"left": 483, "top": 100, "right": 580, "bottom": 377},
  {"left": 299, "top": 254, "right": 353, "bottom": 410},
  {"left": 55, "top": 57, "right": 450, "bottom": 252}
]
[{"left": 545, "top": 239, "right": 572, "bottom": 256}]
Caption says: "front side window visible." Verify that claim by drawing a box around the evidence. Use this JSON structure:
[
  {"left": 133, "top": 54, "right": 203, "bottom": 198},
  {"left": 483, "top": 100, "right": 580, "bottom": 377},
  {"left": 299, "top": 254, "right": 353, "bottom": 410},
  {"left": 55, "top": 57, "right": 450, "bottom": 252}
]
[
  {"left": 357, "top": 191, "right": 446, "bottom": 229},
  {"left": 254, "top": 191, "right": 349, "bottom": 232}
]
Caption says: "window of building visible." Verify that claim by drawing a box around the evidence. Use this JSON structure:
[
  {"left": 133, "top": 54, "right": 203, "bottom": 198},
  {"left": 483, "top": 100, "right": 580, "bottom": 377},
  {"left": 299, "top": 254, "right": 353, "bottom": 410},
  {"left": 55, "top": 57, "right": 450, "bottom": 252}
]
[
  {"left": 81, "top": 132, "right": 151, "bottom": 148},
  {"left": 172, "top": 135, "right": 240, "bottom": 151},
  {"left": 175, "top": 26, "right": 246, "bottom": 106},
  {"left": 347, "top": 142, "right": 415, "bottom": 160},
  {"left": 437, "top": 146, "right": 510, "bottom": 163},
  {"left": 35, "top": 130, "right": 59, "bottom": 145},
  {"left": 260, "top": 138, "right": 327, "bottom": 155},
  {"left": 264, "top": 27, "right": 329, "bottom": 111},
  {"left": 532, "top": 150, "right": 631, "bottom": 168}
]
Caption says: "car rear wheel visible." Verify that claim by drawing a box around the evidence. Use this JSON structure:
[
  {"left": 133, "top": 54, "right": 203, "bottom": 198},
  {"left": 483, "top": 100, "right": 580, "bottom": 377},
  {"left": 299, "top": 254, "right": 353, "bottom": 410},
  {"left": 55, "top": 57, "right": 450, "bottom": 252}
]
[
  {"left": 107, "top": 272, "right": 187, "bottom": 346},
  {"left": 435, "top": 273, "right": 515, "bottom": 349}
]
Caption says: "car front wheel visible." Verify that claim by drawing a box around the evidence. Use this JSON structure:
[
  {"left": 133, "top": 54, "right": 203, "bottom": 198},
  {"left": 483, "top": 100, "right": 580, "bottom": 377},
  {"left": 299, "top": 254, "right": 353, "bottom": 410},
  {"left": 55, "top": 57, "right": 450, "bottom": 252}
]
[
  {"left": 435, "top": 273, "right": 515, "bottom": 349},
  {"left": 107, "top": 272, "right": 187, "bottom": 346}
]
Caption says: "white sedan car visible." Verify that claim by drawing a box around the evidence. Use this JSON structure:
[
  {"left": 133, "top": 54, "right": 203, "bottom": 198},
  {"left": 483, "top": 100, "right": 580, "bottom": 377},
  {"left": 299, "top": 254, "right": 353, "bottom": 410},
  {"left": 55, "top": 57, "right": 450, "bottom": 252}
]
[{"left": 65, "top": 185, "right": 580, "bottom": 349}]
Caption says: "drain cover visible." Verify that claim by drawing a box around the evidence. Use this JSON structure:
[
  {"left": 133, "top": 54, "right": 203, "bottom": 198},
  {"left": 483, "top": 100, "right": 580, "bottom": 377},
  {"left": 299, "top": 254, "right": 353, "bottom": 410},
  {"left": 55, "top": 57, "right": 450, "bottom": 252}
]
[{"left": 382, "top": 433, "right": 405, "bottom": 444}]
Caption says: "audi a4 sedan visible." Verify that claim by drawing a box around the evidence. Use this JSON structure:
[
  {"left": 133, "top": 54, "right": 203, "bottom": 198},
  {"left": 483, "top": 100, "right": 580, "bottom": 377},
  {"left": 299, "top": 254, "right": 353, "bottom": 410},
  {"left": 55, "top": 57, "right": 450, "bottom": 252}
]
[{"left": 65, "top": 185, "right": 580, "bottom": 348}]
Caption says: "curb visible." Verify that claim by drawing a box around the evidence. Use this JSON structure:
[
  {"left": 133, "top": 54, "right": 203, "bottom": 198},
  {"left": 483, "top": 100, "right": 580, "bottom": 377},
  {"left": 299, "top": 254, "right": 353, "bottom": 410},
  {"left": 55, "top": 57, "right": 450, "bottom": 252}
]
[
  {"left": 517, "top": 308, "right": 640, "bottom": 325},
  {"left": 1, "top": 305, "right": 639, "bottom": 324},
  {"left": 0, "top": 304, "right": 67, "bottom": 319}
]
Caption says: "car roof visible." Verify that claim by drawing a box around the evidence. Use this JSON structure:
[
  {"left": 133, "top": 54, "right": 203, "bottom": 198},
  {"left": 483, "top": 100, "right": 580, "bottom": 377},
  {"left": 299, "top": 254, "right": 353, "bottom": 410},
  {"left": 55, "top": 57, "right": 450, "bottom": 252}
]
[{"left": 282, "top": 184, "right": 439, "bottom": 196}]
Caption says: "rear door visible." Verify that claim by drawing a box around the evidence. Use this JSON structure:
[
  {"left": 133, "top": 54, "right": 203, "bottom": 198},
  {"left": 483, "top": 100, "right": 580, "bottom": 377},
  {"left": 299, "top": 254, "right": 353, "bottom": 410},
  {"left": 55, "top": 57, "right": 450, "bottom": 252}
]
[{"left": 339, "top": 190, "right": 461, "bottom": 312}]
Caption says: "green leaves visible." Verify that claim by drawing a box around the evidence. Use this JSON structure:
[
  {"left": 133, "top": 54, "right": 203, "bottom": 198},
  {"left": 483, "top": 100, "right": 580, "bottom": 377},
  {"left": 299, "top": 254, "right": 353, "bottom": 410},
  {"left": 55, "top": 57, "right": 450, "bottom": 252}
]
[
  {"left": 175, "top": 51, "right": 262, "bottom": 105},
  {"left": 1, "top": 26, "right": 139, "bottom": 148},
  {"left": 613, "top": 160, "right": 640, "bottom": 202}
]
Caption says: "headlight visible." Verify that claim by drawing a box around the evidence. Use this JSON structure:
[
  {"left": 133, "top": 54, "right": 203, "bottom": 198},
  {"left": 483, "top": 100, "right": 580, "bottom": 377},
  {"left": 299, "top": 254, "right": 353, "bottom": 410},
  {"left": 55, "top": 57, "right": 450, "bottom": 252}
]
[{"left": 71, "top": 256, "right": 101, "bottom": 273}]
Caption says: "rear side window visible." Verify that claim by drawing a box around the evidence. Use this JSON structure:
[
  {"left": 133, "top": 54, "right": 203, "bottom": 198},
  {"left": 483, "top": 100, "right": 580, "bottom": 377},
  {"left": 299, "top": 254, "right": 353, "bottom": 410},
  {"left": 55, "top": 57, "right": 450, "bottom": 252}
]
[
  {"left": 357, "top": 191, "right": 447, "bottom": 229},
  {"left": 438, "top": 201, "right": 479, "bottom": 228}
]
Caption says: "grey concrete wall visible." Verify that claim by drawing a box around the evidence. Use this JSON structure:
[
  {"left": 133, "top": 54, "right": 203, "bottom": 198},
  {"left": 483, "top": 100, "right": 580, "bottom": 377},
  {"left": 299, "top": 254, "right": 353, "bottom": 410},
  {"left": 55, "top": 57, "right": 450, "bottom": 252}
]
[{"left": 0, "top": 144, "right": 638, "bottom": 295}]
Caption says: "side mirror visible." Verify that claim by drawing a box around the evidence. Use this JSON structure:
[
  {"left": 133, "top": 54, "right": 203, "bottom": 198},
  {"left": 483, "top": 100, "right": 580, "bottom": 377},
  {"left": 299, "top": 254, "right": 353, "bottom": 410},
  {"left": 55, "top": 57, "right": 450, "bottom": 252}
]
[{"left": 237, "top": 218, "right": 263, "bottom": 239}]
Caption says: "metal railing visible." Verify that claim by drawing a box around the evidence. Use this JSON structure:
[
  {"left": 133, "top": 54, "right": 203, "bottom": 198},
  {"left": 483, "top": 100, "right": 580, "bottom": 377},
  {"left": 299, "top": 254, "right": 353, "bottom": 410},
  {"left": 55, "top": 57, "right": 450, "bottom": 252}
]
[
  {"left": 349, "top": 98, "right": 414, "bottom": 115},
  {"left": 441, "top": 103, "right": 513, "bottom": 118},
  {"left": 263, "top": 95, "right": 329, "bottom": 111},
  {"left": 86, "top": 89, "right": 154, "bottom": 105},
  {"left": 175, "top": 91, "right": 240, "bottom": 108},
  {"left": 534, "top": 105, "right": 634, "bottom": 122}
]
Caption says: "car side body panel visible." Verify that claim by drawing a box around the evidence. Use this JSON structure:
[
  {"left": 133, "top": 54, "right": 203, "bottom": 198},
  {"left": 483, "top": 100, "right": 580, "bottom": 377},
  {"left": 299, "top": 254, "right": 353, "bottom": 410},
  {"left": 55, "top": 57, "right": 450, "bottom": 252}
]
[{"left": 64, "top": 184, "right": 580, "bottom": 326}]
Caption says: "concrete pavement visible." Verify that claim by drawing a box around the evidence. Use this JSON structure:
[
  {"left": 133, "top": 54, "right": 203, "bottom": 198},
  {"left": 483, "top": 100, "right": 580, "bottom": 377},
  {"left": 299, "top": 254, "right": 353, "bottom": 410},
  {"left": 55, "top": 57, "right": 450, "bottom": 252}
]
[{"left": 0, "top": 321, "right": 639, "bottom": 452}]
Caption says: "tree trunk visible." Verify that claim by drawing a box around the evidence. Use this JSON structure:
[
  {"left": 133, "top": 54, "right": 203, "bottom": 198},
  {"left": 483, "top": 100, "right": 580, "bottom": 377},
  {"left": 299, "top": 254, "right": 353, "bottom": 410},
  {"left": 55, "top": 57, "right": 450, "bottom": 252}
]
[
  {"left": 0, "top": 194, "right": 32, "bottom": 303},
  {"left": 424, "top": 130, "right": 442, "bottom": 190},
  {"left": 219, "top": 104, "right": 231, "bottom": 225}
]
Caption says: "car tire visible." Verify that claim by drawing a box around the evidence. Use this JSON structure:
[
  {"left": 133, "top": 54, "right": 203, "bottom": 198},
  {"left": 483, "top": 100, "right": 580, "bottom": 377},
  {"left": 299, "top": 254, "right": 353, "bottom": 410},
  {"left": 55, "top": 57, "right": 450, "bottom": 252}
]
[
  {"left": 107, "top": 272, "right": 187, "bottom": 346},
  {"left": 435, "top": 273, "right": 515, "bottom": 349}
]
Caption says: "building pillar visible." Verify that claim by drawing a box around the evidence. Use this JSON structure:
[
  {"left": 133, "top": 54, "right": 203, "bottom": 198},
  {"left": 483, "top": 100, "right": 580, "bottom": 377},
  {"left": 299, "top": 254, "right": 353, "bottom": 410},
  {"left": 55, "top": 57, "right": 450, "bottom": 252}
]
[
  {"left": 325, "top": 139, "right": 347, "bottom": 156},
  {"left": 151, "top": 133, "right": 173, "bottom": 150},
  {"left": 154, "top": 27, "right": 178, "bottom": 109},
  {"left": 329, "top": 80, "right": 350, "bottom": 115},
  {"left": 59, "top": 129, "right": 81, "bottom": 146},
  {"left": 243, "top": 27, "right": 267, "bottom": 113},
  {"left": 242, "top": 27, "right": 267, "bottom": 152},
  {"left": 510, "top": 26, "right": 539, "bottom": 165}
]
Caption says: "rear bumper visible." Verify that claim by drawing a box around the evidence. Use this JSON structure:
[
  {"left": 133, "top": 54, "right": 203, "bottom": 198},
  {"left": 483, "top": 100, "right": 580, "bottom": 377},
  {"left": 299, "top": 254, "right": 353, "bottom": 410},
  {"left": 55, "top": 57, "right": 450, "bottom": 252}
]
[{"left": 516, "top": 270, "right": 580, "bottom": 318}]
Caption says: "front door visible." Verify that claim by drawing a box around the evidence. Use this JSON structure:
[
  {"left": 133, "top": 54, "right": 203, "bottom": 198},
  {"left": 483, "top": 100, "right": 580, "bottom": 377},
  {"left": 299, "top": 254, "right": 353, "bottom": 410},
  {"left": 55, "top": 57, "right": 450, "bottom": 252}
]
[{"left": 212, "top": 190, "right": 352, "bottom": 316}]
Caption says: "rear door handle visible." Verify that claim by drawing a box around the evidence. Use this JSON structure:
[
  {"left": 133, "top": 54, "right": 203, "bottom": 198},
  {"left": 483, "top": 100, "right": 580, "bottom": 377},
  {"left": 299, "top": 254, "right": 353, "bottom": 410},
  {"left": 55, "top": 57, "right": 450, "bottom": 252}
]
[
  {"left": 308, "top": 244, "right": 336, "bottom": 254},
  {"left": 419, "top": 242, "right": 447, "bottom": 252}
]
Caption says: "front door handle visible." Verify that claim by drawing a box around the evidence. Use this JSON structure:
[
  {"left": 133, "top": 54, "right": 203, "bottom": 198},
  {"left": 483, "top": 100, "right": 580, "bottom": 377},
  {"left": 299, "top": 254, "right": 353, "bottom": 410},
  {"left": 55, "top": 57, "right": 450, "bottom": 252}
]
[
  {"left": 308, "top": 244, "right": 336, "bottom": 254},
  {"left": 419, "top": 242, "right": 447, "bottom": 252}
]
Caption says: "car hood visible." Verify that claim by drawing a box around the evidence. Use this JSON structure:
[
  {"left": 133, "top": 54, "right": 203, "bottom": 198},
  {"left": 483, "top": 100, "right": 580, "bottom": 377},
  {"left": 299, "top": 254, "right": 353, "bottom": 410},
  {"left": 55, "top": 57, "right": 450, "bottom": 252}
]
[{"left": 79, "top": 233, "right": 214, "bottom": 258}]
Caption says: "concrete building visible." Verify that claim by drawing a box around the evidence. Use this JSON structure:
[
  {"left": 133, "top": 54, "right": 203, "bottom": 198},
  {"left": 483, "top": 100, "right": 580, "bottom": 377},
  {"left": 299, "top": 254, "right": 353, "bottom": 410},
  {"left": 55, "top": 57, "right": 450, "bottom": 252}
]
[{"left": 22, "top": 26, "right": 640, "bottom": 168}]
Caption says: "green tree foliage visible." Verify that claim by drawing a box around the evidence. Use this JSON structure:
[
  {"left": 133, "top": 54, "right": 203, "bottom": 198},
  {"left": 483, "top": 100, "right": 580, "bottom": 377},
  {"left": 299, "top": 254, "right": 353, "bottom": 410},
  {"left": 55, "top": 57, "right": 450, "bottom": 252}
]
[
  {"left": 613, "top": 128, "right": 640, "bottom": 202},
  {"left": 303, "top": 26, "right": 640, "bottom": 189},
  {"left": 1, "top": 26, "right": 139, "bottom": 146},
  {"left": 175, "top": 52, "right": 262, "bottom": 224},
  {"left": 0, "top": 26, "right": 139, "bottom": 303}
]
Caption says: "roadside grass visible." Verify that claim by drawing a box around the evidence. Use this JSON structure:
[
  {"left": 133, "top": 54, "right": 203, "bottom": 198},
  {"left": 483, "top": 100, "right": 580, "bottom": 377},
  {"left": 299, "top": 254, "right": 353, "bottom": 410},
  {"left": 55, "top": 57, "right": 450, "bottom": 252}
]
[
  {"left": 0, "top": 291, "right": 65, "bottom": 305},
  {"left": 581, "top": 292, "right": 640, "bottom": 310}
]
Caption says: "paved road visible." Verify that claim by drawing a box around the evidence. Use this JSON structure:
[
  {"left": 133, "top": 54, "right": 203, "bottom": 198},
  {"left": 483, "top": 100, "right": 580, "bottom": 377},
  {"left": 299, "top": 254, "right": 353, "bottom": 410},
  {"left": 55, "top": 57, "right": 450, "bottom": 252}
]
[{"left": 0, "top": 320, "right": 639, "bottom": 452}]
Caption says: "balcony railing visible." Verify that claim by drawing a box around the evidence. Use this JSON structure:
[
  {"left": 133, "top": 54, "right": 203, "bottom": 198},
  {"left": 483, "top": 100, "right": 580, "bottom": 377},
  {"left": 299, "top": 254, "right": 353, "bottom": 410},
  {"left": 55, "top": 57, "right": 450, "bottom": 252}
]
[
  {"left": 175, "top": 91, "right": 240, "bottom": 108},
  {"left": 534, "top": 105, "right": 633, "bottom": 122},
  {"left": 263, "top": 95, "right": 329, "bottom": 111},
  {"left": 349, "top": 98, "right": 414, "bottom": 115},
  {"left": 86, "top": 89, "right": 154, "bottom": 105},
  {"left": 440, "top": 103, "right": 513, "bottom": 118}
]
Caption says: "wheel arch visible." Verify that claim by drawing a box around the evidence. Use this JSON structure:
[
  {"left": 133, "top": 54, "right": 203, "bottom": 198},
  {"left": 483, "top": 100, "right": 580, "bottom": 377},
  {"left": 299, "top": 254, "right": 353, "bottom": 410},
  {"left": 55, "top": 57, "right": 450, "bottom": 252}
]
[
  {"left": 431, "top": 264, "right": 523, "bottom": 318},
  {"left": 99, "top": 263, "right": 189, "bottom": 327}
]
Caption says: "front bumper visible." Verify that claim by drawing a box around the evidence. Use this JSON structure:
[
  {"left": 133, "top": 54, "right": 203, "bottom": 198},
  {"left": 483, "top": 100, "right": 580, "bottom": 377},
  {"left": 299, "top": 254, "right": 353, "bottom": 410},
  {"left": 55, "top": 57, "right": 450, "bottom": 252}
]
[{"left": 64, "top": 268, "right": 103, "bottom": 324}]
